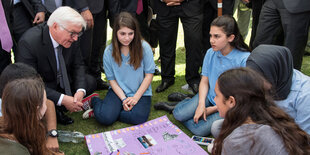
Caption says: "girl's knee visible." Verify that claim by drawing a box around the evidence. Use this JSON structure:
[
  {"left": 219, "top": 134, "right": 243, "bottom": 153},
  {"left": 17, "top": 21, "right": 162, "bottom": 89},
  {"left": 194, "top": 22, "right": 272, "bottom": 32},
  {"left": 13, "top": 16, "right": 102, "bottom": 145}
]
[{"left": 125, "top": 111, "right": 150, "bottom": 125}]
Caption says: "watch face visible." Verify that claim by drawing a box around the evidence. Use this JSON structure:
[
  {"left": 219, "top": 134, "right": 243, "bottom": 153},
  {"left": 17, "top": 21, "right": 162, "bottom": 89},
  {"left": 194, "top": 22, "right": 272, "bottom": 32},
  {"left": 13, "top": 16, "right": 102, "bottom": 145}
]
[{"left": 51, "top": 130, "right": 58, "bottom": 137}]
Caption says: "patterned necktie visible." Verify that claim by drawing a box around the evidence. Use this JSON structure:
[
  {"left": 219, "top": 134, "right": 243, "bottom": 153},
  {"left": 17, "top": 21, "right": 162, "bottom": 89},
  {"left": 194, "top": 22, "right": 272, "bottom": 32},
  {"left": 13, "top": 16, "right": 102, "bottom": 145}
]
[
  {"left": 136, "top": 0, "right": 143, "bottom": 15},
  {"left": 0, "top": 1, "right": 13, "bottom": 52},
  {"left": 57, "top": 46, "right": 72, "bottom": 96}
]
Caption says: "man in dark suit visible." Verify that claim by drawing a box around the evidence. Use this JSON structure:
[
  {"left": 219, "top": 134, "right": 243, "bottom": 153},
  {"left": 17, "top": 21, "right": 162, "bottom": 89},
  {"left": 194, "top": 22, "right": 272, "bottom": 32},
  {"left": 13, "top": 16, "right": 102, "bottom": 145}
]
[
  {"left": 153, "top": 0, "right": 203, "bottom": 94},
  {"left": 0, "top": 0, "right": 13, "bottom": 75},
  {"left": 16, "top": 6, "right": 96, "bottom": 125},
  {"left": 253, "top": 0, "right": 310, "bottom": 70}
]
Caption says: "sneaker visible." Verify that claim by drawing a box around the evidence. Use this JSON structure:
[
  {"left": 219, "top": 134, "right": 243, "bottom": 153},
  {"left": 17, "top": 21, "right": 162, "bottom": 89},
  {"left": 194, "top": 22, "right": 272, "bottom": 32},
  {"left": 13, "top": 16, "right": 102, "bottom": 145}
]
[
  {"left": 207, "top": 141, "right": 214, "bottom": 153},
  {"left": 181, "top": 84, "right": 194, "bottom": 94},
  {"left": 82, "top": 93, "right": 99, "bottom": 111},
  {"left": 82, "top": 109, "right": 94, "bottom": 119}
]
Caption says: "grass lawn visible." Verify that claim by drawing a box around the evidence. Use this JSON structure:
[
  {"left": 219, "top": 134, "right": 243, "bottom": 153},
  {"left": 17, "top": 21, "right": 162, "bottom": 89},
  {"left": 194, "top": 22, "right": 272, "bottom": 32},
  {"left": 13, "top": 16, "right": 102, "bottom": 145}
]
[{"left": 58, "top": 21, "right": 310, "bottom": 154}]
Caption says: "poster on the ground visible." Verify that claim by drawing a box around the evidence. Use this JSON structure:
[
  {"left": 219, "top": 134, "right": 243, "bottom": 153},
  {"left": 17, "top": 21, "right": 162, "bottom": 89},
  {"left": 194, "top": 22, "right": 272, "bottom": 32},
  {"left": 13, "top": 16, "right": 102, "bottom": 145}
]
[{"left": 85, "top": 115, "right": 208, "bottom": 155}]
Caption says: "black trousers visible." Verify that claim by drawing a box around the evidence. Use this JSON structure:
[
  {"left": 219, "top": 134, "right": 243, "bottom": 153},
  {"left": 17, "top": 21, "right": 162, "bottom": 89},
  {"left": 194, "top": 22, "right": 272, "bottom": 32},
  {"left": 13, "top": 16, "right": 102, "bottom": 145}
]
[
  {"left": 80, "top": 8, "right": 108, "bottom": 80},
  {"left": 249, "top": 0, "right": 265, "bottom": 49},
  {"left": 12, "top": 3, "right": 33, "bottom": 43},
  {"left": 0, "top": 50, "right": 11, "bottom": 75},
  {"left": 253, "top": 0, "right": 310, "bottom": 70},
  {"left": 201, "top": 1, "right": 234, "bottom": 54},
  {"left": 157, "top": 6, "right": 203, "bottom": 85}
]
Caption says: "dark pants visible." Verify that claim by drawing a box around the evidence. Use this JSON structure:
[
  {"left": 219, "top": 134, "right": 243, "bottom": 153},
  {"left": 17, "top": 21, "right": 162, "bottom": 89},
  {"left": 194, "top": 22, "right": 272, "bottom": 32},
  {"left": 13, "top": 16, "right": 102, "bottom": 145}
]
[
  {"left": 253, "top": 0, "right": 310, "bottom": 70},
  {"left": 157, "top": 6, "right": 203, "bottom": 85},
  {"left": 92, "top": 89, "right": 151, "bottom": 125},
  {"left": 12, "top": 3, "right": 32, "bottom": 43},
  {"left": 0, "top": 50, "right": 11, "bottom": 75},
  {"left": 80, "top": 9, "right": 107, "bottom": 80},
  {"left": 202, "top": 1, "right": 234, "bottom": 53},
  {"left": 249, "top": 0, "right": 265, "bottom": 49}
]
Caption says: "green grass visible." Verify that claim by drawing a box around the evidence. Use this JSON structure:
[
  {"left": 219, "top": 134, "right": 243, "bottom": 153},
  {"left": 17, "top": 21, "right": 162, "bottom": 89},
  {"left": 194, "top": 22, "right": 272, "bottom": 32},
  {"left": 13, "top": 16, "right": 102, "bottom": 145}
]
[{"left": 58, "top": 21, "right": 310, "bottom": 154}]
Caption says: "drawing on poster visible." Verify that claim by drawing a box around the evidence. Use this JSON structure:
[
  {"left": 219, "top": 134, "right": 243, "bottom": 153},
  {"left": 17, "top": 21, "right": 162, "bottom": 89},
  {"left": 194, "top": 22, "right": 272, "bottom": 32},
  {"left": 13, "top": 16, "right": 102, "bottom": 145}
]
[
  {"left": 85, "top": 115, "right": 208, "bottom": 155},
  {"left": 162, "top": 132, "right": 178, "bottom": 142}
]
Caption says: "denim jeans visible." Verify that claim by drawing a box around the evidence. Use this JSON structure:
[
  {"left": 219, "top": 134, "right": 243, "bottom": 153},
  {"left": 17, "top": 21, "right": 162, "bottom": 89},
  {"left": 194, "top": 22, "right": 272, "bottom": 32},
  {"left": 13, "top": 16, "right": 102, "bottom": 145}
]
[
  {"left": 173, "top": 94, "right": 222, "bottom": 136},
  {"left": 92, "top": 89, "right": 151, "bottom": 125}
]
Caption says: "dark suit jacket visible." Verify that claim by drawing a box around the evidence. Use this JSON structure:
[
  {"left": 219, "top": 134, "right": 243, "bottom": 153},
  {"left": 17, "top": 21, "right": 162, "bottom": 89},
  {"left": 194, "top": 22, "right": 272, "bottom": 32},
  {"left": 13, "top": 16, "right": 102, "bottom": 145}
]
[
  {"left": 21, "top": 0, "right": 46, "bottom": 18},
  {"left": 66, "top": 0, "right": 104, "bottom": 14},
  {"left": 15, "top": 23, "right": 87, "bottom": 104},
  {"left": 1, "top": 0, "right": 12, "bottom": 22},
  {"left": 280, "top": 0, "right": 310, "bottom": 13},
  {"left": 153, "top": 0, "right": 203, "bottom": 17}
]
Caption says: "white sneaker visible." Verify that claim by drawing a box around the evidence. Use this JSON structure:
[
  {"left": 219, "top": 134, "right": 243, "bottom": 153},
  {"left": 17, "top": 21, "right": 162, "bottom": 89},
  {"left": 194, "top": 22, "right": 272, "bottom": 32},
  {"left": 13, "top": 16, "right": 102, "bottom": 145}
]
[
  {"left": 82, "top": 109, "right": 95, "bottom": 119},
  {"left": 181, "top": 84, "right": 193, "bottom": 94},
  {"left": 207, "top": 141, "right": 214, "bottom": 153}
]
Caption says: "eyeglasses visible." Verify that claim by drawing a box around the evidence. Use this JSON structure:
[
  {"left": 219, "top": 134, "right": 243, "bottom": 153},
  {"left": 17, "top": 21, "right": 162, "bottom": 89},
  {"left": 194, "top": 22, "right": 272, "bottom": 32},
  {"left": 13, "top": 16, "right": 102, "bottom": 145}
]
[{"left": 59, "top": 24, "right": 83, "bottom": 38}]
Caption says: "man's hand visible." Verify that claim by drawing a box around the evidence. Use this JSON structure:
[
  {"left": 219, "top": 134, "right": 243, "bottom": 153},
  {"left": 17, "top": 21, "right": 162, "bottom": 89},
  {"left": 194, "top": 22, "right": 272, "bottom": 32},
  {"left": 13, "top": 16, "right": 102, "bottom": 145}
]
[
  {"left": 62, "top": 95, "right": 83, "bottom": 112},
  {"left": 163, "top": 0, "right": 184, "bottom": 6},
  {"left": 242, "top": 0, "right": 250, "bottom": 3},
  {"left": 33, "top": 12, "right": 45, "bottom": 24},
  {"left": 81, "top": 9, "right": 94, "bottom": 29},
  {"left": 74, "top": 91, "right": 84, "bottom": 103},
  {"left": 46, "top": 137, "right": 59, "bottom": 152}
]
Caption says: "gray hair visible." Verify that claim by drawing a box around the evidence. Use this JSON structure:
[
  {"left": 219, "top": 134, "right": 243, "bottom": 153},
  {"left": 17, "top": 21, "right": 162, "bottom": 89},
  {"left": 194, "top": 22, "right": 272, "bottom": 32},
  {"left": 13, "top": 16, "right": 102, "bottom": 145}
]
[{"left": 47, "top": 6, "right": 86, "bottom": 30}]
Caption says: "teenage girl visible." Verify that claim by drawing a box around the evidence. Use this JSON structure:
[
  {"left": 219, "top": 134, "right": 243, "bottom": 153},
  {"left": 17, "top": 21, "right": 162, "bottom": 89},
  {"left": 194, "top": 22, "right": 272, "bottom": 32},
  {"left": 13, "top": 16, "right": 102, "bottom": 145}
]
[
  {"left": 85, "top": 12, "right": 155, "bottom": 125},
  {"left": 212, "top": 68, "right": 310, "bottom": 155},
  {"left": 173, "top": 15, "right": 250, "bottom": 136},
  {"left": 0, "top": 78, "right": 63, "bottom": 155}
]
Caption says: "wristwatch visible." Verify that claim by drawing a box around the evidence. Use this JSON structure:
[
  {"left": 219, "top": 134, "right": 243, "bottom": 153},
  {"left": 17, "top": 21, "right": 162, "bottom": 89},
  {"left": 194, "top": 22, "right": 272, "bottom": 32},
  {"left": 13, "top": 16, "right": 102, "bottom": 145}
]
[{"left": 47, "top": 129, "right": 58, "bottom": 137}]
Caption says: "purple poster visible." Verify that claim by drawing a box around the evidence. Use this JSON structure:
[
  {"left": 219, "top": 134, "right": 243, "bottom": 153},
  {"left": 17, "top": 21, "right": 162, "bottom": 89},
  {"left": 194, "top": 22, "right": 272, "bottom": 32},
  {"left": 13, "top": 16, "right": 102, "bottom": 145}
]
[{"left": 85, "top": 115, "right": 208, "bottom": 155}]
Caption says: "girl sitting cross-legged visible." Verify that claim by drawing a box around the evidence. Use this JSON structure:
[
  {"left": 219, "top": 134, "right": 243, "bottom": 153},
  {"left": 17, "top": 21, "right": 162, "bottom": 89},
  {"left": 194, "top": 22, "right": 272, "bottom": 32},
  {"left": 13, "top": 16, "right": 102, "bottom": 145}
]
[
  {"left": 173, "top": 15, "right": 251, "bottom": 136},
  {"left": 83, "top": 12, "right": 155, "bottom": 125}
]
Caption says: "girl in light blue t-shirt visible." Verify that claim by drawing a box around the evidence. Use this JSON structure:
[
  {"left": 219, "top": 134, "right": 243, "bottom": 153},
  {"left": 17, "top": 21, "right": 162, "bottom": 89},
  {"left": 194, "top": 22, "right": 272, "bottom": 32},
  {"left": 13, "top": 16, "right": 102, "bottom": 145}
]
[
  {"left": 88, "top": 12, "right": 155, "bottom": 125},
  {"left": 173, "top": 15, "right": 250, "bottom": 136}
]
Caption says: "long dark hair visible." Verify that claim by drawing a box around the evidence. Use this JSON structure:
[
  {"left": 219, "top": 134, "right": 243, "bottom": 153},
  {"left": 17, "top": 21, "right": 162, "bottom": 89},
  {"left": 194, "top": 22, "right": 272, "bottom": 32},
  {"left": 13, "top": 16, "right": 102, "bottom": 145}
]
[
  {"left": 0, "top": 79, "right": 51, "bottom": 155},
  {"left": 112, "top": 12, "right": 143, "bottom": 70},
  {"left": 211, "top": 15, "right": 251, "bottom": 52},
  {"left": 212, "top": 68, "right": 310, "bottom": 155}
]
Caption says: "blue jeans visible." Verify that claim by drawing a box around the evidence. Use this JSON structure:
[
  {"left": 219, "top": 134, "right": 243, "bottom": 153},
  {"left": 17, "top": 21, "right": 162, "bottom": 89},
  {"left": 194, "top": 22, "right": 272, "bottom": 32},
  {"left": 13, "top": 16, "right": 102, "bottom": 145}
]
[
  {"left": 173, "top": 94, "right": 221, "bottom": 136},
  {"left": 92, "top": 89, "right": 151, "bottom": 125}
]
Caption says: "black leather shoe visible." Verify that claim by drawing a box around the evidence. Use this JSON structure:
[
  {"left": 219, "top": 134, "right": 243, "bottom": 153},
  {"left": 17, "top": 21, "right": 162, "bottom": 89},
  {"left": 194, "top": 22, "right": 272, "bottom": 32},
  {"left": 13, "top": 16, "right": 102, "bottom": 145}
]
[
  {"left": 154, "top": 102, "right": 177, "bottom": 113},
  {"left": 96, "top": 79, "right": 109, "bottom": 90},
  {"left": 56, "top": 110, "right": 74, "bottom": 125},
  {"left": 168, "top": 92, "right": 194, "bottom": 102},
  {"left": 189, "top": 83, "right": 199, "bottom": 94},
  {"left": 156, "top": 80, "right": 174, "bottom": 93}
]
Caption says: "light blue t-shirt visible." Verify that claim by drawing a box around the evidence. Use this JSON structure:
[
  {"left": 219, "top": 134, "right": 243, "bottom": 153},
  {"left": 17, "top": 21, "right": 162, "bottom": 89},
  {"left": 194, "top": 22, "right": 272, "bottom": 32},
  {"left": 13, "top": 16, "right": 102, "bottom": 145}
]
[
  {"left": 103, "top": 41, "right": 155, "bottom": 97},
  {"left": 201, "top": 48, "right": 250, "bottom": 105},
  {"left": 275, "top": 70, "right": 310, "bottom": 134}
]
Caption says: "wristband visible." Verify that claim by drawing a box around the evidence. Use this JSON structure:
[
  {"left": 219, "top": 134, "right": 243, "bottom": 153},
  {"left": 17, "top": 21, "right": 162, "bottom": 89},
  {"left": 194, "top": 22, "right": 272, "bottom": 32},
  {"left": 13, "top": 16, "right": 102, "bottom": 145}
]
[{"left": 122, "top": 97, "right": 127, "bottom": 102}]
